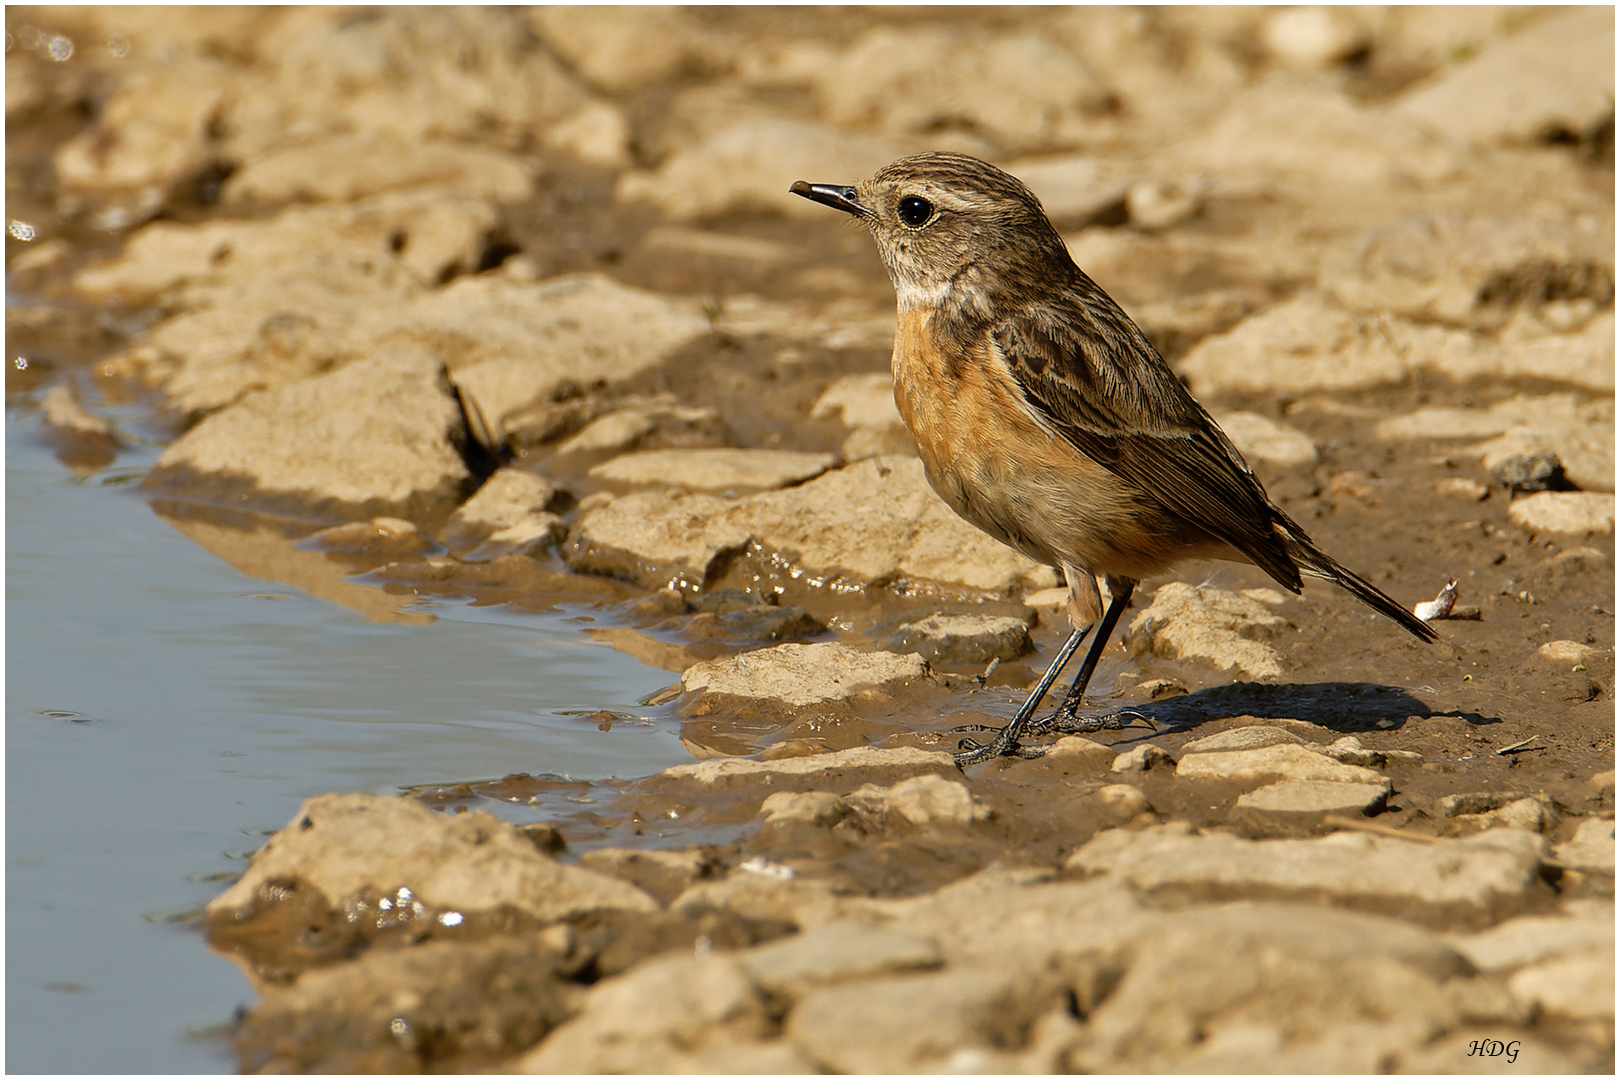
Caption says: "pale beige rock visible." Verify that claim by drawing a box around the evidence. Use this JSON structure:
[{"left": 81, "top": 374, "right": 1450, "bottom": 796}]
[
  {"left": 589, "top": 448, "right": 837, "bottom": 493},
  {"left": 1554, "top": 818, "right": 1615, "bottom": 874},
  {"left": 1171, "top": 81, "right": 1457, "bottom": 197},
  {"left": 40, "top": 385, "right": 117, "bottom": 440},
  {"left": 1093, "top": 784, "right": 1154, "bottom": 818},
  {"left": 663, "top": 744, "right": 955, "bottom": 788},
  {"left": 207, "top": 792, "right": 656, "bottom": 928},
  {"left": 1476, "top": 426, "right": 1613, "bottom": 495},
  {"left": 528, "top": 6, "right": 714, "bottom": 94},
  {"left": 1111, "top": 745, "right": 1175, "bottom": 773},
  {"left": 551, "top": 403, "right": 726, "bottom": 456},
  {"left": 223, "top": 8, "right": 594, "bottom": 159},
  {"left": 1177, "top": 744, "right": 1390, "bottom": 788},
  {"left": 1327, "top": 210, "right": 1615, "bottom": 329},
  {"left": 142, "top": 349, "right": 473, "bottom": 523},
  {"left": 810, "top": 373, "right": 902, "bottom": 431},
  {"left": 1046, "top": 736, "right": 1117, "bottom": 765},
  {"left": 680, "top": 642, "right": 928, "bottom": 708},
  {"left": 1213, "top": 411, "right": 1318, "bottom": 468},
  {"left": 1537, "top": 639, "right": 1603, "bottom": 667},
  {"left": 1180, "top": 726, "right": 1305, "bottom": 754},
  {"left": 1128, "top": 581, "right": 1290, "bottom": 680},
  {"left": 846, "top": 774, "right": 989, "bottom": 827},
  {"left": 1235, "top": 780, "right": 1390, "bottom": 817},
  {"left": 566, "top": 456, "right": 1052, "bottom": 595},
  {"left": 670, "top": 872, "right": 845, "bottom": 929},
  {"left": 1262, "top": 6, "right": 1363, "bottom": 69},
  {"left": 1508, "top": 492, "right": 1615, "bottom": 535},
  {"left": 54, "top": 57, "right": 230, "bottom": 193},
  {"left": 1393, "top": 7, "right": 1616, "bottom": 147},
  {"left": 443, "top": 468, "right": 558, "bottom": 546},
  {"left": 575, "top": 847, "right": 710, "bottom": 906},
  {"left": 1178, "top": 294, "right": 1409, "bottom": 397},
  {"left": 883, "top": 613, "right": 1032, "bottom": 665},
  {"left": 1451, "top": 905, "right": 1616, "bottom": 972},
  {"left": 616, "top": 118, "right": 902, "bottom": 221},
  {"left": 1508, "top": 951, "right": 1615, "bottom": 1021},
  {"left": 640, "top": 225, "right": 797, "bottom": 265},
  {"left": 759, "top": 791, "right": 847, "bottom": 828},
  {"left": 737, "top": 919, "right": 943, "bottom": 997},
  {"left": 236, "top": 934, "right": 579, "bottom": 1071},
  {"left": 541, "top": 100, "right": 632, "bottom": 169},
  {"left": 817, "top": 26, "right": 1109, "bottom": 153},
  {"left": 787, "top": 963, "right": 1040, "bottom": 1074},
  {"left": 1003, "top": 153, "right": 1132, "bottom": 225},
  {"left": 1068, "top": 825, "right": 1549, "bottom": 921},
  {"left": 421, "top": 275, "right": 711, "bottom": 441},
  {"left": 513, "top": 954, "right": 789, "bottom": 1073},
  {"left": 224, "top": 134, "right": 537, "bottom": 205},
  {"left": 1434, "top": 477, "right": 1490, "bottom": 501},
  {"left": 1072, "top": 906, "right": 1460, "bottom": 1073}
]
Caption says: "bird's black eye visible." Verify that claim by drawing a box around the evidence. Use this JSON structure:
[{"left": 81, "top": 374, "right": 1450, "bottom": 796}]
[{"left": 897, "top": 195, "right": 934, "bottom": 228}]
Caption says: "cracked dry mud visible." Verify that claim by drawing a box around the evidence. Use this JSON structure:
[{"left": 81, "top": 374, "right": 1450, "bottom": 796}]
[{"left": 8, "top": 5, "right": 1614, "bottom": 1074}]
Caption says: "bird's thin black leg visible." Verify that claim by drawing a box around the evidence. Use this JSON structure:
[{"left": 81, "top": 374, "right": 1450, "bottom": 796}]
[
  {"left": 1044, "top": 583, "right": 1134, "bottom": 725},
  {"left": 954, "top": 624, "right": 1090, "bottom": 765}
]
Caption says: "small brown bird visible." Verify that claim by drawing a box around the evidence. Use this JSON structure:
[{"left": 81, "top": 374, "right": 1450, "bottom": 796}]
[{"left": 791, "top": 153, "right": 1437, "bottom": 764}]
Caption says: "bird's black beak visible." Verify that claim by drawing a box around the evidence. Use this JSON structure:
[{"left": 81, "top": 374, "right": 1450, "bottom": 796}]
[{"left": 790, "top": 180, "right": 873, "bottom": 218}]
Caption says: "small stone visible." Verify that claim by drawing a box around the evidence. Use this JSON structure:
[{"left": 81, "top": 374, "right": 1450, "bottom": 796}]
[
  {"left": 1508, "top": 953, "right": 1615, "bottom": 1021},
  {"left": 589, "top": 448, "right": 837, "bottom": 493},
  {"left": 883, "top": 613, "right": 1032, "bottom": 665},
  {"left": 1127, "top": 582, "right": 1290, "bottom": 680},
  {"left": 1537, "top": 639, "right": 1602, "bottom": 667},
  {"left": 1093, "top": 785, "right": 1153, "bottom": 818},
  {"left": 810, "top": 373, "right": 902, "bottom": 430},
  {"left": 1508, "top": 492, "right": 1615, "bottom": 535},
  {"left": 760, "top": 791, "right": 847, "bottom": 828},
  {"left": 846, "top": 774, "right": 989, "bottom": 827},
  {"left": 1111, "top": 745, "right": 1175, "bottom": 773},
  {"left": 462, "top": 515, "right": 567, "bottom": 561},
  {"left": 661, "top": 745, "right": 956, "bottom": 791},
  {"left": 679, "top": 642, "right": 928, "bottom": 709},
  {"left": 1554, "top": 818, "right": 1615, "bottom": 874},
  {"left": 1212, "top": 411, "right": 1318, "bottom": 468},
  {"left": 1180, "top": 726, "right": 1304, "bottom": 754},
  {"left": 302, "top": 517, "right": 437, "bottom": 557},
  {"left": 1434, "top": 477, "right": 1489, "bottom": 501},
  {"left": 1045, "top": 736, "right": 1116, "bottom": 765},
  {"left": 1234, "top": 780, "right": 1390, "bottom": 818},
  {"left": 1175, "top": 744, "right": 1389, "bottom": 788},
  {"left": 1451, "top": 906, "right": 1616, "bottom": 972},
  {"left": 443, "top": 468, "right": 560, "bottom": 548},
  {"left": 737, "top": 919, "right": 943, "bottom": 998},
  {"left": 1068, "top": 825, "right": 1550, "bottom": 923},
  {"left": 1322, "top": 735, "right": 1382, "bottom": 767},
  {"left": 1589, "top": 770, "right": 1616, "bottom": 790},
  {"left": 1135, "top": 678, "right": 1189, "bottom": 700}
]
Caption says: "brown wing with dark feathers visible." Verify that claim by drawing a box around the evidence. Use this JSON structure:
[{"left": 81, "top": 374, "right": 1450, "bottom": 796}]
[{"left": 993, "top": 278, "right": 1440, "bottom": 643}]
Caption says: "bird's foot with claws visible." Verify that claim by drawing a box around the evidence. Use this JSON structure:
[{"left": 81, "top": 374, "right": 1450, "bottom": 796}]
[
  {"left": 952, "top": 726, "right": 1048, "bottom": 766},
  {"left": 1023, "top": 703, "right": 1156, "bottom": 738}
]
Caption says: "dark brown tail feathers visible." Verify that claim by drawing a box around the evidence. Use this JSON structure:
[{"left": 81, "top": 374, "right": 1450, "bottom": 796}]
[{"left": 1286, "top": 535, "right": 1441, "bottom": 643}]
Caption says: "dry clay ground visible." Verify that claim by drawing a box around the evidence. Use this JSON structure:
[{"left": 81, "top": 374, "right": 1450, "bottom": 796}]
[{"left": 6, "top": 6, "right": 1615, "bottom": 1073}]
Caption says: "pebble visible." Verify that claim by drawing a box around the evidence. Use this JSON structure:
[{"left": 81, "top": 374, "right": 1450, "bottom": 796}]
[
  {"left": 882, "top": 613, "right": 1032, "bottom": 664},
  {"left": 679, "top": 642, "right": 928, "bottom": 709},
  {"left": 589, "top": 448, "right": 837, "bottom": 493},
  {"left": 1127, "top": 581, "right": 1289, "bottom": 680},
  {"left": 1507, "top": 492, "right": 1615, "bottom": 535},
  {"left": 1111, "top": 745, "right": 1175, "bottom": 773},
  {"left": 1174, "top": 743, "right": 1389, "bottom": 788},
  {"left": 1233, "top": 779, "right": 1390, "bottom": 818},
  {"left": 1212, "top": 410, "right": 1318, "bottom": 468},
  {"left": 1179, "top": 725, "right": 1304, "bottom": 754},
  {"left": 1554, "top": 818, "right": 1616, "bottom": 874}
]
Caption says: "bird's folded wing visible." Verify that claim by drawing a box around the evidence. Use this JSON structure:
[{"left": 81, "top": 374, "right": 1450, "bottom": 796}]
[{"left": 991, "top": 311, "right": 1303, "bottom": 591}]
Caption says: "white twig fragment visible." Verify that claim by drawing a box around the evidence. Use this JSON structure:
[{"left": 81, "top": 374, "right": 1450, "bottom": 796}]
[{"left": 1413, "top": 579, "right": 1458, "bottom": 622}]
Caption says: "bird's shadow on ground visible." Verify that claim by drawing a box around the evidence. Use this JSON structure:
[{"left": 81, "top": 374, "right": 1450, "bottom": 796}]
[{"left": 1103, "top": 681, "right": 1502, "bottom": 743}]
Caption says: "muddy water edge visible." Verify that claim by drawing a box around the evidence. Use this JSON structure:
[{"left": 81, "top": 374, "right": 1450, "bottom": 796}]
[{"left": 5, "top": 6, "right": 1615, "bottom": 1074}]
